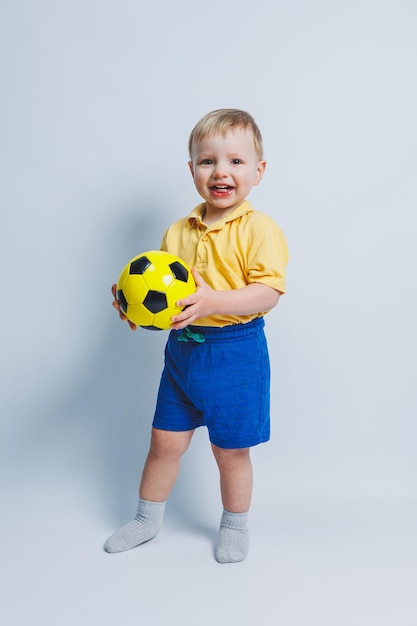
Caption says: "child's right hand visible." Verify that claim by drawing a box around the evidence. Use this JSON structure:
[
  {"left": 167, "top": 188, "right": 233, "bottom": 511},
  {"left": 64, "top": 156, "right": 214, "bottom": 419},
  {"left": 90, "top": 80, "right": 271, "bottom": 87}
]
[{"left": 111, "top": 284, "right": 137, "bottom": 331}]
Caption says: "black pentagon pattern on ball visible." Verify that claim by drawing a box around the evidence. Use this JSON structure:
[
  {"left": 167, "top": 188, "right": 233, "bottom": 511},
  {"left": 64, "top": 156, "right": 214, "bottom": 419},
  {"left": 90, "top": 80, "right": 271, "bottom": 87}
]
[
  {"left": 117, "top": 289, "right": 128, "bottom": 314},
  {"left": 141, "top": 325, "right": 163, "bottom": 331},
  {"left": 169, "top": 261, "right": 188, "bottom": 282},
  {"left": 143, "top": 290, "right": 168, "bottom": 313},
  {"left": 130, "top": 255, "right": 152, "bottom": 274}
]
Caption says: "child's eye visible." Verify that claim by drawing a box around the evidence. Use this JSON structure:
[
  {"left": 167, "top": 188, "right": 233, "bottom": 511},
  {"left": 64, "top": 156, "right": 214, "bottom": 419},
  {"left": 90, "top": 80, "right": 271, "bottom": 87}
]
[
  {"left": 231, "top": 158, "right": 243, "bottom": 165},
  {"left": 200, "top": 158, "right": 214, "bottom": 165}
]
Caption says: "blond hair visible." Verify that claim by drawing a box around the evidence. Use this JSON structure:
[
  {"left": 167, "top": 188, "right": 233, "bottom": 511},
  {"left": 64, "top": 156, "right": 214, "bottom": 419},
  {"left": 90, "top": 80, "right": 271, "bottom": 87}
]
[{"left": 188, "top": 109, "right": 264, "bottom": 160}]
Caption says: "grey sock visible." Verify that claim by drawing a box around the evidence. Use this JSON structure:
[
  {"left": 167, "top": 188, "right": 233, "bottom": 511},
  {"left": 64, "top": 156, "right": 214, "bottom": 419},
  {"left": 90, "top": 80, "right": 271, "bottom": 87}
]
[
  {"left": 215, "top": 509, "right": 249, "bottom": 564},
  {"left": 104, "top": 498, "right": 166, "bottom": 553}
]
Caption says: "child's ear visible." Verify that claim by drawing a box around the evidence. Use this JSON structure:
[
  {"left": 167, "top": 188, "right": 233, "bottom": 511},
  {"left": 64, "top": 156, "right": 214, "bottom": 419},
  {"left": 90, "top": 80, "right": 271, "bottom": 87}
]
[
  {"left": 253, "top": 160, "right": 266, "bottom": 186},
  {"left": 188, "top": 161, "right": 195, "bottom": 179}
]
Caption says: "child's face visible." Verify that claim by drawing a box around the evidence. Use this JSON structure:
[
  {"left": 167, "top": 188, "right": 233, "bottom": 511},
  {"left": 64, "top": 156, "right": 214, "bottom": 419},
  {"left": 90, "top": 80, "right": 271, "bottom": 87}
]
[{"left": 188, "top": 127, "right": 266, "bottom": 217}]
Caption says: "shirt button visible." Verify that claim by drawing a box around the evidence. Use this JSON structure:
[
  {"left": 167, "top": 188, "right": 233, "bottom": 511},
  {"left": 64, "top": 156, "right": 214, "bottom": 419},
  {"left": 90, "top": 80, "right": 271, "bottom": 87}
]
[{"left": 202, "top": 236, "right": 208, "bottom": 242}]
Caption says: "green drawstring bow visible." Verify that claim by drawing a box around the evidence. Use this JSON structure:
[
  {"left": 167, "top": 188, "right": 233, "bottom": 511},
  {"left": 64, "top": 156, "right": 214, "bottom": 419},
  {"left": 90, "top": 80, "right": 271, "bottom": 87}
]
[{"left": 176, "top": 326, "right": 205, "bottom": 343}]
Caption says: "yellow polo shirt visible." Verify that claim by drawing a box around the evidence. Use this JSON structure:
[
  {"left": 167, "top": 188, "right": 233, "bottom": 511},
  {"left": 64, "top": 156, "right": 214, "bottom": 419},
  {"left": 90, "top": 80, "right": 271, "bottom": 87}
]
[{"left": 160, "top": 199, "right": 289, "bottom": 327}]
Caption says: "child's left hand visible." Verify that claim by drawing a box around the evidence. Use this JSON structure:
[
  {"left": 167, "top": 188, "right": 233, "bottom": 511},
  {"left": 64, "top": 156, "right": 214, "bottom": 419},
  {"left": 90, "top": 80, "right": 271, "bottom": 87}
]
[{"left": 171, "top": 269, "right": 219, "bottom": 330}]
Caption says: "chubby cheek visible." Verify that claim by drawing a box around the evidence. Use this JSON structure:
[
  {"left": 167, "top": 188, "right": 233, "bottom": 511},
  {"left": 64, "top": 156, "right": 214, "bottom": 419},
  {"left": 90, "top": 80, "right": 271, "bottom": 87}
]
[{"left": 193, "top": 172, "right": 208, "bottom": 192}]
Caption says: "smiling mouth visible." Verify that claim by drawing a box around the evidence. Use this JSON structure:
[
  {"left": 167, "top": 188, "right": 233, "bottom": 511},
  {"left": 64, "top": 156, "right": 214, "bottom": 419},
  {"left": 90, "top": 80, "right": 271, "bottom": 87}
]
[{"left": 211, "top": 185, "right": 233, "bottom": 192}]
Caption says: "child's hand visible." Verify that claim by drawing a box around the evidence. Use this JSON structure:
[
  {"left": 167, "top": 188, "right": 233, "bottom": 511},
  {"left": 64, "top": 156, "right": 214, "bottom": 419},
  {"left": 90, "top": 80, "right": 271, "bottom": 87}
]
[
  {"left": 171, "top": 269, "right": 219, "bottom": 330},
  {"left": 111, "top": 284, "right": 137, "bottom": 331}
]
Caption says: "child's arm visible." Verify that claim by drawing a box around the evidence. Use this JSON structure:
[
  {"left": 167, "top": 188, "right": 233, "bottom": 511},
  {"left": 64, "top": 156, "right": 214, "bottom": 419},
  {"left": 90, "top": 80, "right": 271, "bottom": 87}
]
[{"left": 171, "top": 269, "right": 281, "bottom": 330}]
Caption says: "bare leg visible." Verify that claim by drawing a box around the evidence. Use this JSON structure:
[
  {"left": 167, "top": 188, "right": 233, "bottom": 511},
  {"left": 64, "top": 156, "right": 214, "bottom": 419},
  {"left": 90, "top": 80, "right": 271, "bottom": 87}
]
[
  {"left": 104, "top": 428, "right": 194, "bottom": 553},
  {"left": 211, "top": 445, "right": 253, "bottom": 563},
  {"left": 211, "top": 445, "right": 253, "bottom": 512},
  {"left": 140, "top": 428, "right": 195, "bottom": 501}
]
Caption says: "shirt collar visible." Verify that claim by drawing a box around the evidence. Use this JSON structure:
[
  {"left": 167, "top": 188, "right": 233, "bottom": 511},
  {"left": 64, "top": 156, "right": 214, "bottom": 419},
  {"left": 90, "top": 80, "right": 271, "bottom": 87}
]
[{"left": 187, "top": 200, "right": 254, "bottom": 227}]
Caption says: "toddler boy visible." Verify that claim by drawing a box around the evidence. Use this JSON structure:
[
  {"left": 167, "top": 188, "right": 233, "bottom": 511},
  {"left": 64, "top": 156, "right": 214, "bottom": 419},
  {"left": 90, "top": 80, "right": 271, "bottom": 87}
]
[{"left": 105, "top": 109, "right": 288, "bottom": 563}]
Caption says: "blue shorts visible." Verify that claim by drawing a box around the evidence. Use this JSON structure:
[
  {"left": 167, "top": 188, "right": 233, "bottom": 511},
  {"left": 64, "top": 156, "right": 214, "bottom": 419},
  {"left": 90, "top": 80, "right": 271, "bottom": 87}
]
[{"left": 152, "top": 317, "right": 271, "bottom": 449}]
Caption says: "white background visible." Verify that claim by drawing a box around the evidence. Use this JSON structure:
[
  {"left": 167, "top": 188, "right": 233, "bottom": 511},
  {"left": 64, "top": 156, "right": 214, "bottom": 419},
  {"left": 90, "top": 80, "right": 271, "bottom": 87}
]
[{"left": 1, "top": 1, "right": 416, "bottom": 624}]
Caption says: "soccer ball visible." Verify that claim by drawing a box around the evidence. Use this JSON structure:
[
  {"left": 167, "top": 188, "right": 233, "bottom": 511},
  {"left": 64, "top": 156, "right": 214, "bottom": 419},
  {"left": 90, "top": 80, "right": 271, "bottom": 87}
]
[{"left": 116, "top": 250, "right": 196, "bottom": 330}]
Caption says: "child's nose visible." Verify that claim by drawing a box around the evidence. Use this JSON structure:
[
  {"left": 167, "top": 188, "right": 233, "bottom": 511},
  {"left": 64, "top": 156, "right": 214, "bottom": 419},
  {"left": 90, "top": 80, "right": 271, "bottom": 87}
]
[{"left": 212, "top": 162, "right": 228, "bottom": 178}]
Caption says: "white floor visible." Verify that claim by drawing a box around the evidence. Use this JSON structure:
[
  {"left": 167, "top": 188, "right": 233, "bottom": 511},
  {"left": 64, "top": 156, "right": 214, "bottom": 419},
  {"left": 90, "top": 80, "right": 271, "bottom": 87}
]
[{"left": 2, "top": 455, "right": 416, "bottom": 626}]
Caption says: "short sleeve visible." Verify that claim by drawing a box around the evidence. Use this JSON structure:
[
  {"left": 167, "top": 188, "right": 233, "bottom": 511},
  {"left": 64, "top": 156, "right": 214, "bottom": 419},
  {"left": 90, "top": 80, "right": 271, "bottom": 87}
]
[{"left": 245, "top": 213, "right": 289, "bottom": 293}]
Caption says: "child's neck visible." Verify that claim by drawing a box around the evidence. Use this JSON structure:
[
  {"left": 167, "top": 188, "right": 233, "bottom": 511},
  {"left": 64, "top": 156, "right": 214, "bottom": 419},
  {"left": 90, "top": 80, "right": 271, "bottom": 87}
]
[{"left": 202, "top": 202, "right": 242, "bottom": 226}]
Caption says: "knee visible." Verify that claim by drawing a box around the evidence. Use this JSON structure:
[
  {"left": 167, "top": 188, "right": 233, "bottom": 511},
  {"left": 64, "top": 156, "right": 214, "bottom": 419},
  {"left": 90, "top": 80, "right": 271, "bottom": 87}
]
[
  {"left": 149, "top": 428, "right": 193, "bottom": 460},
  {"left": 211, "top": 445, "right": 251, "bottom": 470}
]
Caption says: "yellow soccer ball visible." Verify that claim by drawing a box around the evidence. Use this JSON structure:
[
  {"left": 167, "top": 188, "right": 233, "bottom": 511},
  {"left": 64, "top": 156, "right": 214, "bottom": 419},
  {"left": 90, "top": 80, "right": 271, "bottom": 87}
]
[{"left": 116, "top": 250, "right": 196, "bottom": 330}]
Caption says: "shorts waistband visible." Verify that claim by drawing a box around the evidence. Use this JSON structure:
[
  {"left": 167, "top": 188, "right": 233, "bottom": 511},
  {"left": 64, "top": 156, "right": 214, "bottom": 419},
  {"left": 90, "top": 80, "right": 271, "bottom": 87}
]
[{"left": 173, "top": 317, "right": 265, "bottom": 343}]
